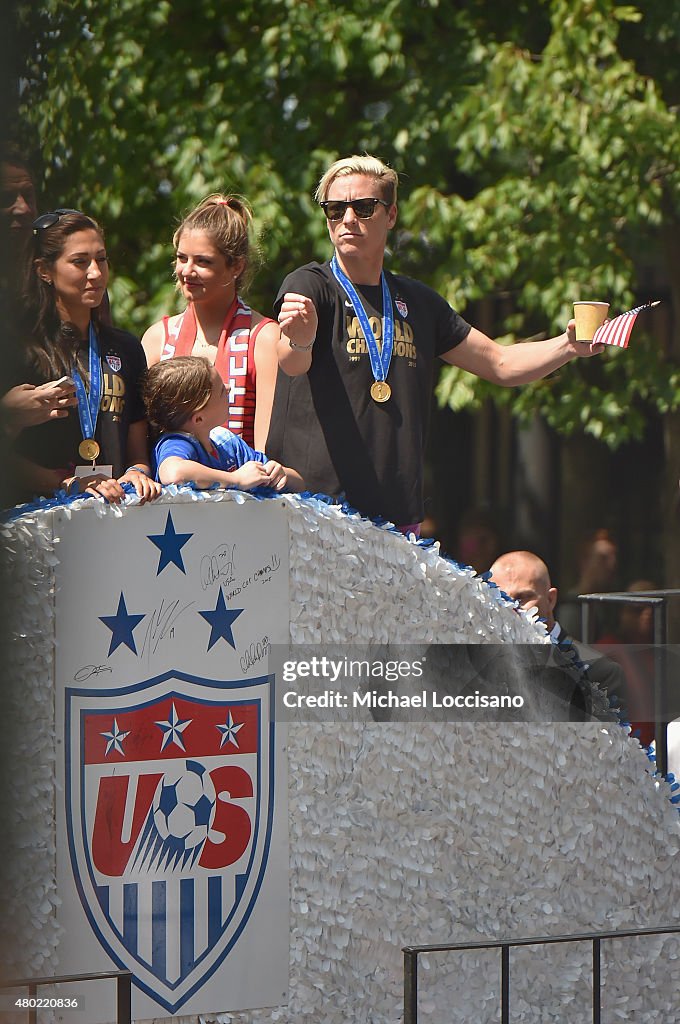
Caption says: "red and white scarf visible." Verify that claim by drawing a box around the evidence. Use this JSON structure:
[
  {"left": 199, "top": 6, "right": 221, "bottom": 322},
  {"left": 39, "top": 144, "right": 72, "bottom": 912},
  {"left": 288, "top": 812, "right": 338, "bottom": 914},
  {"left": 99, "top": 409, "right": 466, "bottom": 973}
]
[{"left": 161, "top": 297, "right": 268, "bottom": 445}]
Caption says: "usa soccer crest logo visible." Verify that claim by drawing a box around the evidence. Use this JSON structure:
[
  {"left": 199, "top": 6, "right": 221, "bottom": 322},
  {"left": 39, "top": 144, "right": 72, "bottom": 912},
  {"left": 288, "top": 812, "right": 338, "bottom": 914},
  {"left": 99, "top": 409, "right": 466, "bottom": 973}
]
[
  {"left": 105, "top": 353, "right": 122, "bottom": 373},
  {"left": 395, "top": 298, "right": 408, "bottom": 318},
  {"left": 66, "top": 670, "right": 274, "bottom": 1013}
]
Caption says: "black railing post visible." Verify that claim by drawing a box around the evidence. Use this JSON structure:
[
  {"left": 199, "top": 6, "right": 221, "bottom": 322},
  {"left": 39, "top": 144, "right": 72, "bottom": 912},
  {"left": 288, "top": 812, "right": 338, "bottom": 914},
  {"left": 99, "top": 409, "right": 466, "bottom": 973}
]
[
  {"left": 28, "top": 983, "right": 36, "bottom": 1024},
  {"left": 403, "top": 923, "right": 680, "bottom": 1023},
  {"left": 581, "top": 601, "right": 592, "bottom": 645},
  {"left": 117, "top": 971, "right": 132, "bottom": 1024},
  {"left": 653, "top": 599, "right": 668, "bottom": 777},
  {"left": 501, "top": 945, "right": 510, "bottom": 1024},
  {"left": 592, "top": 937, "right": 601, "bottom": 1024},
  {"left": 577, "top": 589, "right": 680, "bottom": 778},
  {"left": 403, "top": 949, "right": 418, "bottom": 1024}
]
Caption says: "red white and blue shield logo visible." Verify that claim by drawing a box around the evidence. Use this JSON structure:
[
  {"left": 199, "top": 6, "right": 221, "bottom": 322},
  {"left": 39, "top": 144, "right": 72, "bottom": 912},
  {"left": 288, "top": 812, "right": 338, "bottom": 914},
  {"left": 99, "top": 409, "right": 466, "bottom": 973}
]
[
  {"left": 65, "top": 670, "right": 274, "bottom": 1013},
  {"left": 105, "top": 353, "right": 122, "bottom": 373}
]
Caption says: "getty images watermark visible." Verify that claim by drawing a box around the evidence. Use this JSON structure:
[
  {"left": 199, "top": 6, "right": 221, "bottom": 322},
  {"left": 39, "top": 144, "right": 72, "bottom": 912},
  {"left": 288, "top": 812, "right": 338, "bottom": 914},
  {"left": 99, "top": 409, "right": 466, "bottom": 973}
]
[{"left": 273, "top": 649, "right": 531, "bottom": 721}]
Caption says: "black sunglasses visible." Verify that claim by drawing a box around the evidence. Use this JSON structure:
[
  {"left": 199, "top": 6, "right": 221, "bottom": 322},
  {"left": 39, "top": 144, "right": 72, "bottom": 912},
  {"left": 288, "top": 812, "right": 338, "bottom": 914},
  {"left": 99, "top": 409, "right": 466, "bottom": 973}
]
[
  {"left": 320, "top": 197, "right": 390, "bottom": 221},
  {"left": 32, "top": 208, "right": 82, "bottom": 234}
]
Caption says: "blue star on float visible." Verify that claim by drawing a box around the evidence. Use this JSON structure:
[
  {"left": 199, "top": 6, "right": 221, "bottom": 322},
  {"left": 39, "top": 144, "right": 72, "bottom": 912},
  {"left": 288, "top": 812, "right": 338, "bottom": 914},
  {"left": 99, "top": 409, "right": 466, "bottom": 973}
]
[
  {"left": 99, "top": 592, "right": 146, "bottom": 656},
  {"left": 147, "top": 511, "right": 192, "bottom": 575},
  {"left": 216, "top": 710, "right": 244, "bottom": 749},
  {"left": 155, "top": 702, "right": 193, "bottom": 752},
  {"left": 100, "top": 718, "right": 131, "bottom": 757},
  {"left": 198, "top": 589, "right": 244, "bottom": 651}
]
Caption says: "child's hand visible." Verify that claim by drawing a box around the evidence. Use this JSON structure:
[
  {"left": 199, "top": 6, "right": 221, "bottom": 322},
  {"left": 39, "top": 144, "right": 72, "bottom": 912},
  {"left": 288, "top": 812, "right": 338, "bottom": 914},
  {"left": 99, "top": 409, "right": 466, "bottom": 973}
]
[
  {"left": 232, "top": 461, "right": 274, "bottom": 490},
  {"left": 118, "top": 468, "right": 162, "bottom": 503},
  {"left": 264, "top": 460, "right": 287, "bottom": 491}
]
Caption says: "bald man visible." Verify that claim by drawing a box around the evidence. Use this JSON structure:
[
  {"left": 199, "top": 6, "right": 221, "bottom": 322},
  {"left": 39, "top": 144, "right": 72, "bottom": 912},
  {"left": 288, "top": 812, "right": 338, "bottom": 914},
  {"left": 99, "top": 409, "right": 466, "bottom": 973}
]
[{"left": 490, "top": 550, "right": 626, "bottom": 709}]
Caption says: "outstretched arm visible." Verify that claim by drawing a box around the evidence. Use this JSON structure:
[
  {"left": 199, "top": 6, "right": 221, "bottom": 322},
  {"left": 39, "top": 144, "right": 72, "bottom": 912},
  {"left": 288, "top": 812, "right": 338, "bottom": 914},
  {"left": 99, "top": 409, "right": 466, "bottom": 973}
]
[
  {"left": 159, "top": 455, "right": 304, "bottom": 493},
  {"left": 442, "top": 321, "right": 603, "bottom": 386},
  {"left": 158, "top": 456, "right": 276, "bottom": 490}
]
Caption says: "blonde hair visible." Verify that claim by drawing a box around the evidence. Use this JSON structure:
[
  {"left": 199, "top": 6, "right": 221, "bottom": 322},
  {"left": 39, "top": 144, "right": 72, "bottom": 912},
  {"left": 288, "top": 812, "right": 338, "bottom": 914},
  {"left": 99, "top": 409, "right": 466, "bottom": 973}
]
[
  {"left": 314, "top": 155, "right": 399, "bottom": 205},
  {"left": 143, "top": 356, "right": 214, "bottom": 433},
  {"left": 173, "top": 193, "right": 255, "bottom": 288}
]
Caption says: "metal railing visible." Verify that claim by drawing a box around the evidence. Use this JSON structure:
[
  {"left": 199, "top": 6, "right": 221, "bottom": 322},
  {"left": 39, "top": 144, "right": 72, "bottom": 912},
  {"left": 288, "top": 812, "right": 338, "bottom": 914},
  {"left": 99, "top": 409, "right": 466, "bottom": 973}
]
[
  {"left": 0, "top": 969, "right": 132, "bottom": 1024},
  {"left": 579, "top": 588, "right": 680, "bottom": 776},
  {"left": 403, "top": 923, "right": 680, "bottom": 1024}
]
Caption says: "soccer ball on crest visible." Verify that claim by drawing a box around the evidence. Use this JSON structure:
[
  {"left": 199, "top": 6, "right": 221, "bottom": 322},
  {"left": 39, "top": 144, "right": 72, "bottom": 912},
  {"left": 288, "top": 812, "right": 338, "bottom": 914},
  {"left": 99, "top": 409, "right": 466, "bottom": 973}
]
[{"left": 153, "top": 760, "right": 216, "bottom": 850}]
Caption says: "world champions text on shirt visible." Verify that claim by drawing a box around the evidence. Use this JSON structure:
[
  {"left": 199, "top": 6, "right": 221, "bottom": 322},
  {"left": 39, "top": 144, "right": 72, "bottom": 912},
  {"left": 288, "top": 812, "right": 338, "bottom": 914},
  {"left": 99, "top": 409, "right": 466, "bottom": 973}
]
[
  {"left": 344, "top": 308, "right": 417, "bottom": 365},
  {"left": 266, "top": 261, "right": 471, "bottom": 526}
]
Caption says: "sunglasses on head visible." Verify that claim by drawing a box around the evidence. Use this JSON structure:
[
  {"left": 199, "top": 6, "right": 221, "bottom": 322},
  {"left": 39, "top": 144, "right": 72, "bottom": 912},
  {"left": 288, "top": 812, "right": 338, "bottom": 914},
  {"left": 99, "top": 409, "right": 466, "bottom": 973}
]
[
  {"left": 320, "top": 197, "right": 390, "bottom": 221},
  {"left": 32, "top": 208, "right": 82, "bottom": 234}
]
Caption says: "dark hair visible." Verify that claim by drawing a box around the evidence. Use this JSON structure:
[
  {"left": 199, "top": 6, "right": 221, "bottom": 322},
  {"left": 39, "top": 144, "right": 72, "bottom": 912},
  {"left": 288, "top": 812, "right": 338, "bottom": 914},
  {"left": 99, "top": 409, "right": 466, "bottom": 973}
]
[
  {"left": 24, "top": 211, "right": 105, "bottom": 379},
  {"left": 0, "top": 145, "right": 35, "bottom": 179},
  {"left": 173, "top": 193, "right": 256, "bottom": 290},
  {"left": 143, "top": 356, "right": 214, "bottom": 433}
]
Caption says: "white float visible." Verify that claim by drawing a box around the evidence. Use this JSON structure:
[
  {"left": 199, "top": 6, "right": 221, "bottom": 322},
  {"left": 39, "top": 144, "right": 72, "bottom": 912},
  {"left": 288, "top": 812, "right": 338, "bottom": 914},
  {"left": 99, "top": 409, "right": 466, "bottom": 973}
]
[{"left": 2, "top": 488, "right": 679, "bottom": 1023}]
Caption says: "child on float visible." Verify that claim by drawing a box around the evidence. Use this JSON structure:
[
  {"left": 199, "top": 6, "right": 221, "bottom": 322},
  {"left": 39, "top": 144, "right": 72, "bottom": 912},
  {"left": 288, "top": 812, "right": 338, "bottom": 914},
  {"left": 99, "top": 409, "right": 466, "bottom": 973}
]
[{"left": 143, "top": 355, "right": 304, "bottom": 492}]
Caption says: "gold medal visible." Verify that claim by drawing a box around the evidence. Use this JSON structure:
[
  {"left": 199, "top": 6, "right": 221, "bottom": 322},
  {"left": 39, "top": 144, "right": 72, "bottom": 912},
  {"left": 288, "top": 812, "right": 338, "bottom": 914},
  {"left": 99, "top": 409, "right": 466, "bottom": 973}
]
[
  {"left": 370, "top": 381, "right": 392, "bottom": 403},
  {"left": 78, "top": 438, "right": 100, "bottom": 462}
]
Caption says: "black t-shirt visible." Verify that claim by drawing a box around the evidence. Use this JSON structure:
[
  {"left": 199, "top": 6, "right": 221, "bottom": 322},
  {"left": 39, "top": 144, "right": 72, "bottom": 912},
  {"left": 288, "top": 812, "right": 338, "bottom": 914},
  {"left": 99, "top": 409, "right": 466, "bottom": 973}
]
[
  {"left": 11, "top": 323, "right": 147, "bottom": 479},
  {"left": 267, "top": 261, "right": 471, "bottom": 525}
]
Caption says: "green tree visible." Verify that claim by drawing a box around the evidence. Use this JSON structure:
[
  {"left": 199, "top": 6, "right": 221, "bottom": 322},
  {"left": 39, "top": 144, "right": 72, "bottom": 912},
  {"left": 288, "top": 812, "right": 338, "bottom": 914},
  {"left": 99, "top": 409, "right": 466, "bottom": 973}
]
[
  {"left": 18, "top": 0, "right": 678, "bottom": 415},
  {"left": 410, "top": 0, "right": 679, "bottom": 447},
  {"left": 16, "top": 0, "right": 485, "bottom": 325},
  {"left": 14, "top": 0, "right": 680, "bottom": 575}
]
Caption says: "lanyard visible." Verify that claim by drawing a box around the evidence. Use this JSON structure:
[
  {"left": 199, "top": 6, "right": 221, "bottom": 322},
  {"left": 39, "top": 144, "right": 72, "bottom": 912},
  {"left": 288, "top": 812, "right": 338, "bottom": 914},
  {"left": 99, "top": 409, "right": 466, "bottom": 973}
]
[
  {"left": 331, "top": 255, "right": 394, "bottom": 387},
  {"left": 72, "top": 321, "right": 102, "bottom": 444}
]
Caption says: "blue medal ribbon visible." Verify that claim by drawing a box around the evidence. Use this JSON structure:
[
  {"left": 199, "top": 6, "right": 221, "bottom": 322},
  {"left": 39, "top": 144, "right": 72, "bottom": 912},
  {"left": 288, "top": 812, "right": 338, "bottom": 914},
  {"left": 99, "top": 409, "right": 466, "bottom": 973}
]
[
  {"left": 331, "top": 254, "right": 394, "bottom": 385},
  {"left": 71, "top": 321, "right": 102, "bottom": 451}
]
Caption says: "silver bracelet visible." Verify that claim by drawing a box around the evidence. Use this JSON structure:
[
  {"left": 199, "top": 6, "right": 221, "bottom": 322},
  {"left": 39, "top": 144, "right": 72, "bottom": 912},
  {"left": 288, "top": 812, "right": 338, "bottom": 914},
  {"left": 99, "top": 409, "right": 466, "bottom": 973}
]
[{"left": 288, "top": 337, "right": 315, "bottom": 352}]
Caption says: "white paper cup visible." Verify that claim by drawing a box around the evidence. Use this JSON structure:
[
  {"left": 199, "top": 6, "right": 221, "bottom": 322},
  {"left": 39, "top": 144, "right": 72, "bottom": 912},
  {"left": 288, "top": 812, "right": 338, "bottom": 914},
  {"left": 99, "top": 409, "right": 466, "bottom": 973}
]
[{"left": 573, "top": 301, "right": 610, "bottom": 342}]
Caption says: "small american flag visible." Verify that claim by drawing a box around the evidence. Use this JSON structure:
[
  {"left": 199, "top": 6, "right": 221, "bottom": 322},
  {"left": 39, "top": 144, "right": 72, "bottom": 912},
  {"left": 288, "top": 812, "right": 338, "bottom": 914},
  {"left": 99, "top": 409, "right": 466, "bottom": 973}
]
[{"left": 593, "top": 300, "right": 660, "bottom": 349}]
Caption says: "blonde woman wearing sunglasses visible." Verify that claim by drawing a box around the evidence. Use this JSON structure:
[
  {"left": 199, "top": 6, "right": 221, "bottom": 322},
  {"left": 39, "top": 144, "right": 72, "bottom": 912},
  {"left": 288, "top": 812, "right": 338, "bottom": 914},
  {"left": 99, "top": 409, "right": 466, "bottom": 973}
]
[{"left": 267, "top": 154, "right": 603, "bottom": 536}]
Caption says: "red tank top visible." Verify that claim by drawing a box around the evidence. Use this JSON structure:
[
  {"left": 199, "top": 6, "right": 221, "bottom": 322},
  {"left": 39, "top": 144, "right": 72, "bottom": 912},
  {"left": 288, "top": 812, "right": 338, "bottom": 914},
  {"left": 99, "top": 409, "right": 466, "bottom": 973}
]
[{"left": 161, "top": 297, "right": 273, "bottom": 447}]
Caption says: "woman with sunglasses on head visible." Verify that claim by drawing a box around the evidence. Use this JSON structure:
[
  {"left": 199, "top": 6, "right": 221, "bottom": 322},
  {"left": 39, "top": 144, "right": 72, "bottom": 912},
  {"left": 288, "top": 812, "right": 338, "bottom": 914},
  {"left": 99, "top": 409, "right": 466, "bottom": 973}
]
[
  {"left": 10, "top": 209, "right": 160, "bottom": 504},
  {"left": 142, "top": 194, "right": 279, "bottom": 451}
]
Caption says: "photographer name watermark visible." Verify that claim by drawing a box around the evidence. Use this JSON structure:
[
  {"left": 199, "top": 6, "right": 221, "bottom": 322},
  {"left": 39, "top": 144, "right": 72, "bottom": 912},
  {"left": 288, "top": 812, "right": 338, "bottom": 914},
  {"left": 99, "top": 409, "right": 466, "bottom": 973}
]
[
  {"left": 274, "top": 652, "right": 528, "bottom": 720},
  {"left": 282, "top": 683, "right": 524, "bottom": 712}
]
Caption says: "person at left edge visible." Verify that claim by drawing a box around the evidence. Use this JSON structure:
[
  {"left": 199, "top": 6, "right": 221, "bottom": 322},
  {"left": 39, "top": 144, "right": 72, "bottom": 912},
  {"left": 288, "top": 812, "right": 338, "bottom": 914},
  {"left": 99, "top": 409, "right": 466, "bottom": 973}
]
[
  {"left": 0, "top": 150, "right": 80, "bottom": 443},
  {"left": 11, "top": 209, "right": 160, "bottom": 504}
]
